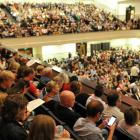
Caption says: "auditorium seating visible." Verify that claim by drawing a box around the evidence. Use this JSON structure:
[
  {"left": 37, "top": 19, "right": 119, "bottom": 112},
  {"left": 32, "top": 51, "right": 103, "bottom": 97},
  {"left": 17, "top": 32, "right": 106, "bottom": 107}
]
[
  {"left": 74, "top": 101, "right": 87, "bottom": 117},
  {"left": 114, "top": 127, "right": 138, "bottom": 140},
  {"left": 0, "top": 3, "right": 139, "bottom": 38},
  {"left": 25, "top": 93, "right": 81, "bottom": 140},
  {"left": 1, "top": 48, "right": 140, "bottom": 140}
]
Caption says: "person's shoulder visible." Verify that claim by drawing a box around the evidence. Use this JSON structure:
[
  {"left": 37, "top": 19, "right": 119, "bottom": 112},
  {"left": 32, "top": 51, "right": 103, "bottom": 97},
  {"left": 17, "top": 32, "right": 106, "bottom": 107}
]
[
  {"left": 9, "top": 122, "right": 27, "bottom": 139},
  {"left": 134, "top": 125, "right": 140, "bottom": 131},
  {"left": 0, "top": 121, "right": 27, "bottom": 139}
]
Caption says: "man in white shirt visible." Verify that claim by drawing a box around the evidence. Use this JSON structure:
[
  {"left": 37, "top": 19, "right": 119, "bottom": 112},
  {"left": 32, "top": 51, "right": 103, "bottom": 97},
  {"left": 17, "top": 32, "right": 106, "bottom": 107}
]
[
  {"left": 86, "top": 84, "right": 107, "bottom": 110},
  {"left": 130, "top": 64, "right": 139, "bottom": 83}
]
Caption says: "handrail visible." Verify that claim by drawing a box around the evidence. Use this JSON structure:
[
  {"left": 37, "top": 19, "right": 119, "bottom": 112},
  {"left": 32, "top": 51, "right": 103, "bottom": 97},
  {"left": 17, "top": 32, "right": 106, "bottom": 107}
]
[{"left": 1, "top": 30, "right": 140, "bottom": 49}]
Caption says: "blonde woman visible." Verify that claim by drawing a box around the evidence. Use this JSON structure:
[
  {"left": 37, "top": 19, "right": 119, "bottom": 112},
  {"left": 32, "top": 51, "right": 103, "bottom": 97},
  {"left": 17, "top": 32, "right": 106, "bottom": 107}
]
[{"left": 28, "top": 114, "right": 71, "bottom": 140}]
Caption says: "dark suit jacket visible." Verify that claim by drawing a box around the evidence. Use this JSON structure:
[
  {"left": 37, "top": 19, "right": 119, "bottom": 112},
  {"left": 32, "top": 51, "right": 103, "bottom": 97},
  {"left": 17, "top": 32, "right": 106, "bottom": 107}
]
[
  {"left": 0, "top": 118, "right": 27, "bottom": 140},
  {"left": 53, "top": 104, "right": 81, "bottom": 128}
]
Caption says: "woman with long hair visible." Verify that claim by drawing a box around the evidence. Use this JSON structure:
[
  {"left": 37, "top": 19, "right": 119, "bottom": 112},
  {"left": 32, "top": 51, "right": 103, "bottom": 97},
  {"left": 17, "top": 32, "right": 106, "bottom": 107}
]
[{"left": 28, "top": 114, "right": 71, "bottom": 140}]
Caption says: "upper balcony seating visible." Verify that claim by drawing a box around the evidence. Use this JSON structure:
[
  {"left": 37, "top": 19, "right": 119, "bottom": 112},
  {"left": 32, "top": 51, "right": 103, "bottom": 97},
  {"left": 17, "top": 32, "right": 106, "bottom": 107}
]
[{"left": 0, "top": 3, "right": 140, "bottom": 39}]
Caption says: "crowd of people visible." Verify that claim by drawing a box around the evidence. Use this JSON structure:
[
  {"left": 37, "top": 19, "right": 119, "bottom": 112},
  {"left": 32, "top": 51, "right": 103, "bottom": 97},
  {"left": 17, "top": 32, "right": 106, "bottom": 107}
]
[
  {"left": 0, "top": 47, "right": 139, "bottom": 140},
  {"left": 0, "top": 3, "right": 140, "bottom": 38},
  {"left": 49, "top": 49, "right": 140, "bottom": 101}
]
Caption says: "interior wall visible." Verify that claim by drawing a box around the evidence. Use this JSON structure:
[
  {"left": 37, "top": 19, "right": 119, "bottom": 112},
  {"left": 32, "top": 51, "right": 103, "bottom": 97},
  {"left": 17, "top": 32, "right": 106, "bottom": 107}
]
[
  {"left": 93, "top": 0, "right": 118, "bottom": 15},
  {"left": 117, "top": 2, "right": 140, "bottom": 20},
  {"left": 42, "top": 43, "right": 77, "bottom": 61},
  {"left": 87, "top": 38, "right": 140, "bottom": 52},
  {"left": 40, "top": 38, "right": 140, "bottom": 61}
]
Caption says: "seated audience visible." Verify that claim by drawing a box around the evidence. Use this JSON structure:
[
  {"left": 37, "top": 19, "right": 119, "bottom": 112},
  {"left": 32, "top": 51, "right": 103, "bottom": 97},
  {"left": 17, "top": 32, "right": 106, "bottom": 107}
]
[
  {"left": 37, "top": 67, "right": 53, "bottom": 89},
  {"left": 1, "top": 3, "right": 139, "bottom": 39},
  {"left": 43, "top": 80, "right": 60, "bottom": 103},
  {"left": 8, "top": 61, "right": 20, "bottom": 74},
  {"left": 118, "top": 107, "right": 140, "bottom": 140},
  {"left": 53, "top": 90, "right": 80, "bottom": 128},
  {"left": 74, "top": 100, "right": 116, "bottom": 140},
  {"left": 86, "top": 84, "right": 107, "bottom": 109},
  {"left": 75, "top": 92, "right": 90, "bottom": 106},
  {"left": 35, "top": 65, "right": 44, "bottom": 79},
  {"left": 22, "top": 67, "right": 40, "bottom": 97},
  {"left": 7, "top": 79, "right": 30, "bottom": 95},
  {"left": 53, "top": 75, "right": 64, "bottom": 92},
  {"left": 70, "top": 81, "right": 82, "bottom": 96},
  {"left": 70, "top": 80, "right": 90, "bottom": 106},
  {"left": 56, "top": 73, "right": 70, "bottom": 91},
  {"left": 103, "top": 90, "right": 124, "bottom": 122},
  {"left": 0, "top": 94, "right": 29, "bottom": 140},
  {"left": 7, "top": 52, "right": 19, "bottom": 64},
  {"left": 0, "top": 70, "right": 15, "bottom": 94}
]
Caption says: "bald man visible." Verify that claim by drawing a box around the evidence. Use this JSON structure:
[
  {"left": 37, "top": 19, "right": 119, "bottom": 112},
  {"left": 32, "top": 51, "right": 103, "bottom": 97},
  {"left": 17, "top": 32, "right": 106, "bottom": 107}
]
[
  {"left": 60, "top": 90, "right": 75, "bottom": 109},
  {"left": 53, "top": 90, "right": 80, "bottom": 128}
]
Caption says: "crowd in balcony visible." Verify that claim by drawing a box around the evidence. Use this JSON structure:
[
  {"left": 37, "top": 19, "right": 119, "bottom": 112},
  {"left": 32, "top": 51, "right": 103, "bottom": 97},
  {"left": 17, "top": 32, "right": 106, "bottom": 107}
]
[{"left": 0, "top": 3, "right": 140, "bottom": 38}]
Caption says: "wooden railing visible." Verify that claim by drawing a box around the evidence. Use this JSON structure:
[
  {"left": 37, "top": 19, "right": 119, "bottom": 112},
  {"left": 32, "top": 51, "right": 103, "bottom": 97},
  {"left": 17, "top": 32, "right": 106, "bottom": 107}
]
[{"left": 1, "top": 30, "right": 140, "bottom": 49}]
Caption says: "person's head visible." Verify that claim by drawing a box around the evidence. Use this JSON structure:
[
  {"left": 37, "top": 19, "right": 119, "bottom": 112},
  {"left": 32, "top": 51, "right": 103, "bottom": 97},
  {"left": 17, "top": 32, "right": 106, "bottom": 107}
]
[
  {"left": 70, "top": 75, "right": 78, "bottom": 82},
  {"left": 53, "top": 76, "right": 64, "bottom": 91},
  {"left": 60, "top": 90, "right": 75, "bottom": 108},
  {"left": 36, "top": 65, "right": 44, "bottom": 75},
  {"left": 8, "top": 61, "right": 20, "bottom": 74},
  {"left": 17, "top": 65, "right": 28, "bottom": 79},
  {"left": 8, "top": 79, "right": 30, "bottom": 94},
  {"left": 58, "top": 73, "right": 69, "bottom": 84},
  {"left": 107, "top": 90, "right": 121, "bottom": 107},
  {"left": 23, "top": 67, "right": 35, "bottom": 81},
  {"left": 28, "top": 115, "right": 55, "bottom": 140},
  {"left": 1, "top": 94, "right": 28, "bottom": 122},
  {"left": 124, "top": 107, "right": 139, "bottom": 126},
  {"left": 94, "top": 84, "right": 104, "bottom": 97},
  {"left": 42, "top": 67, "right": 52, "bottom": 78},
  {"left": 12, "top": 51, "right": 19, "bottom": 59},
  {"left": 0, "top": 70, "right": 15, "bottom": 88},
  {"left": 70, "top": 81, "right": 82, "bottom": 95},
  {"left": 45, "top": 80, "right": 60, "bottom": 94},
  {"left": 87, "top": 100, "right": 104, "bottom": 122}
]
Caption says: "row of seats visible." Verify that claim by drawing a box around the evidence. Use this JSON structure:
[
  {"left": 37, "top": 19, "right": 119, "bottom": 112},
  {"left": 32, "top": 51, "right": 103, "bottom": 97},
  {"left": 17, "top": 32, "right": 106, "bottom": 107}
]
[
  {"left": 25, "top": 69, "right": 138, "bottom": 140},
  {"left": 25, "top": 92, "right": 81, "bottom": 140}
]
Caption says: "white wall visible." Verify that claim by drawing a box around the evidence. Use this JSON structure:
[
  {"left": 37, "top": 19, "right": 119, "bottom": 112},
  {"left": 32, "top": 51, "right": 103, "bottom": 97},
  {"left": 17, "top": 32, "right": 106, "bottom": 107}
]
[
  {"left": 42, "top": 43, "right": 77, "bottom": 61},
  {"left": 93, "top": 0, "right": 118, "bottom": 15},
  {"left": 87, "top": 38, "right": 140, "bottom": 51},
  {"left": 117, "top": 2, "right": 140, "bottom": 20},
  {"left": 111, "top": 38, "right": 140, "bottom": 51}
]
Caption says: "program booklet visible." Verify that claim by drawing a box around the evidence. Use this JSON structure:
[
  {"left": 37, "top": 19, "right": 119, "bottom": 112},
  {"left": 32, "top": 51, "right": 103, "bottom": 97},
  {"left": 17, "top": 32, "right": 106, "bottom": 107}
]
[{"left": 27, "top": 99, "right": 45, "bottom": 112}]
